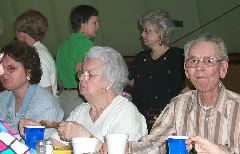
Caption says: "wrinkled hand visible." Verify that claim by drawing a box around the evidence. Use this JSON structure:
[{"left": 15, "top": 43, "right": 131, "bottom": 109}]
[
  {"left": 186, "top": 136, "right": 229, "bottom": 154},
  {"left": 57, "top": 121, "right": 91, "bottom": 141},
  {"left": 19, "top": 118, "right": 41, "bottom": 138}
]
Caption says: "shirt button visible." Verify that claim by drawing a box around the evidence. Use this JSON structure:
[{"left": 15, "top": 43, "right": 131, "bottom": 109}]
[
  {"left": 167, "top": 89, "right": 171, "bottom": 92},
  {"left": 155, "top": 96, "right": 160, "bottom": 103},
  {"left": 168, "top": 70, "right": 171, "bottom": 74}
]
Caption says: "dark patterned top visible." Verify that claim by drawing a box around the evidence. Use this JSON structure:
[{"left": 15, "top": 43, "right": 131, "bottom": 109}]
[{"left": 132, "top": 47, "right": 185, "bottom": 113}]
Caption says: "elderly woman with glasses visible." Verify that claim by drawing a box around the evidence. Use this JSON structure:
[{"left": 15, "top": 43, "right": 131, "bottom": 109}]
[
  {"left": 0, "top": 41, "right": 63, "bottom": 139},
  {"left": 30, "top": 46, "right": 146, "bottom": 146},
  {"left": 123, "top": 33, "right": 240, "bottom": 154}
]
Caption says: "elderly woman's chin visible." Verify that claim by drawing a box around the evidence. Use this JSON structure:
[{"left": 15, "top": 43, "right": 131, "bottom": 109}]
[{"left": 79, "top": 87, "right": 86, "bottom": 96}]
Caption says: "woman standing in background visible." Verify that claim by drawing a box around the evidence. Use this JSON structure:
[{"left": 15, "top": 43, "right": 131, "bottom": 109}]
[
  {"left": 130, "top": 9, "right": 185, "bottom": 131},
  {"left": 15, "top": 10, "right": 58, "bottom": 97}
]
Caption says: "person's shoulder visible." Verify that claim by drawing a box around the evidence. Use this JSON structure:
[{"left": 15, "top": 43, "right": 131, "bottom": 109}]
[
  {"left": 33, "top": 85, "right": 57, "bottom": 102},
  {"left": 35, "top": 42, "right": 55, "bottom": 64},
  {"left": 109, "top": 96, "right": 145, "bottom": 126},
  {"left": 114, "top": 96, "right": 141, "bottom": 113},
  {"left": 67, "top": 103, "right": 90, "bottom": 119},
  {"left": 57, "top": 34, "right": 74, "bottom": 50},
  {"left": 78, "top": 102, "right": 91, "bottom": 109},
  {"left": 134, "top": 49, "right": 151, "bottom": 62},
  {"left": 71, "top": 102, "right": 90, "bottom": 112},
  {"left": 170, "top": 90, "right": 196, "bottom": 104},
  {"left": 0, "top": 90, "right": 10, "bottom": 96},
  {"left": 70, "top": 32, "right": 93, "bottom": 44},
  {"left": 69, "top": 33, "right": 93, "bottom": 52},
  {"left": 0, "top": 90, "right": 11, "bottom": 103},
  {"left": 34, "top": 42, "right": 48, "bottom": 51},
  {"left": 167, "top": 47, "right": 184, "bottom": 62},
  {"left": 34, "top": 42, "right": 52, "bottom": 54},
  {"left": 136, "top": 49, "right": 151, "bottom": 56},
  {"left": 29, "top": 85, "right": 63, "bottom": 114},
  {"left": 225, "top": 89, "right": 240, "bottom": 104},
  {"left": 168, "top": 47, "right": 184, "bottom": 55},
  {"left": 56, "top": 39, "right": 69, "bottom": 54},
  {"left": 158, "top": 90, "right": 195, "bottom": 114}
]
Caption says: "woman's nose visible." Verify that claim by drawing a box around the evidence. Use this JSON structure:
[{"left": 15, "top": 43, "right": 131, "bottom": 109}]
[
  {"left": 79, "top": 73, "right": 87, "bottom": 82},
  {"left": 195, "top": 61, "right": 206, "bottom": 71},
  {"left": 79, "top": 74, "right": 84, "bottom": 81}
]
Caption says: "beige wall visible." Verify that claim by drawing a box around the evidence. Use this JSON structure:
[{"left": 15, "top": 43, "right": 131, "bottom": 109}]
[
  {"left": 0, "top": 0, "right": 239, "bottom": 56},
  {"left": 196, "top": 0, "right": 240, "bottom": 53}
]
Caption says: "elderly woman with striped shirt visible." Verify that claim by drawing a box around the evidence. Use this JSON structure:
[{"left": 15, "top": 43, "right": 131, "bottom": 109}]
[{"left": 128, "top": 33, "right": 240, "bottom": 154}]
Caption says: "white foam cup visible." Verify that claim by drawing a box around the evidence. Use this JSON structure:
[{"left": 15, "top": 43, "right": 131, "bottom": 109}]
[
  {"left": 71, "top": 137, "right": 99, "bottom": 154},
  {"left": 105, "top": 134, "right": 129, "bottom": 154}
]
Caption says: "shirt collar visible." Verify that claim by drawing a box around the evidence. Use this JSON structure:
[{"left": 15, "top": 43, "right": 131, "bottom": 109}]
[
  {"left": 33, "top": 41, "right": 40, "bottom": 47},
  {"left": 195, "top": 84, "right": 226, "bottom": 113}
]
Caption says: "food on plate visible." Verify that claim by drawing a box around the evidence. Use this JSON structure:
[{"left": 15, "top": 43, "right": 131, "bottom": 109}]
[{"left": 40, "top": 120, "right": 60, "bottom": 128}]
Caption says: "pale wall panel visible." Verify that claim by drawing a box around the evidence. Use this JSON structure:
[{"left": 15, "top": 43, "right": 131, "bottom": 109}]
[
  {"left": 0, "top": 0, "right": 239, "bottom": 56},
  {"left": 196, "top": 0, "right": 240, "bottom": 53}
]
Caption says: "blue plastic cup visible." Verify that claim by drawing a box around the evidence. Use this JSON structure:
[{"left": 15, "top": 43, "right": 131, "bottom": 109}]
[
  {"left": 24, "top": 126, "right": 45, "bottom": 149},
  {"left": 168, "top": 136, "right": 188, "bottom": 154}
]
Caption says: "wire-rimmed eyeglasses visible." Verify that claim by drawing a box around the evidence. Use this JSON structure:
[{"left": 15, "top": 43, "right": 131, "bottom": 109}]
[
  {"left": 77, "top": 69, "right": 101, "bottom": 81},
  {"left": 3, "top": 65, "right": 19, "bottom": 74},
  {"left": 185, "top": 56, "right": 223, "bottom": 68}
]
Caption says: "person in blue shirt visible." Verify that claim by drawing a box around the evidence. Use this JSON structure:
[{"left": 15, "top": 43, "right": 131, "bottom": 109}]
[{"left": 0, "top": 41, "right": 63, "bottom": 139}]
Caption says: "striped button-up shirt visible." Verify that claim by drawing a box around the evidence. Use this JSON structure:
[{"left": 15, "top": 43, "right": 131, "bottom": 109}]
[{"left": 131, "top": 85, "right": 240, "bottom": 154}]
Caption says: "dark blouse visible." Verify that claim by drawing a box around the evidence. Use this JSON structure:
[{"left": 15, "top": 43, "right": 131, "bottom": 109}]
[{"left": 132, "top": 47, "right": 185, "bottom": 114}]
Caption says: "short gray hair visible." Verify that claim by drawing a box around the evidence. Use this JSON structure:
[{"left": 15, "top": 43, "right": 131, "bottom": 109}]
[
  {"left": 140, "top": 9, "right": 175, "bottom": 45},
  {"left": 184, "top": 33, "right": 229, "bottom": 60},
  {"left": 84, "top": 46, "right": 128, "bottom": 94}
]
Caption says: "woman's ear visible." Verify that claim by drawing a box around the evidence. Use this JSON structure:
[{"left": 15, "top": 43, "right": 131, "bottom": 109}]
[
  {"left": 220, "top": 60, "right": 228, "bottom": 79},
  {"left": 105, "top": 82, "right": 114, "bottom": 91},
  {"left": 105, "top": 86, "right": 110, "bottom": 91},
  {"left": 26, "top": 69, "right": 31, "bottom": 77},
  {"left": 80, "top": 22, "right": 88, "bottom": 32},
  {"left": 184, "top": 63, "right": 189, "bottom": 79}
]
